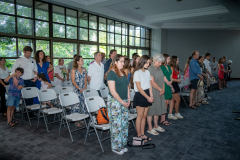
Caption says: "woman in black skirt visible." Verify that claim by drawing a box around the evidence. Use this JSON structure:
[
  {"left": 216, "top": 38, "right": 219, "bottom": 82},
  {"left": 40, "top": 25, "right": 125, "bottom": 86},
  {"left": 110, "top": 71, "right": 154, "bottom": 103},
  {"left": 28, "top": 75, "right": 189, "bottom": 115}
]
[
  {"left": 168, "top": 56, "right": 184, "bottom": 120},
  {"left": 133, "top": 55, "right": 154, "bottom": 141}
]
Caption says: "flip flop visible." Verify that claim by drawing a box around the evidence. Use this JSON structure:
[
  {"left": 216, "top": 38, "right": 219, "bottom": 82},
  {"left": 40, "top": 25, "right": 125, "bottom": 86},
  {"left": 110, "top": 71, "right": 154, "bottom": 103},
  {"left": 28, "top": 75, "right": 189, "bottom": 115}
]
[
  {"left": 234, "top": 118, "right": 240, "bottom": 120},
  {"left": 232, "top": 111, "right": 240, "bottom": 113},
  {"left": 153, "top": 126, "right": 165, "bottom": 132},
  {"left": 188, "top": 105, "right": 197, "bottom": 109},
  {"left": 147, "top": 129, "right": 159, "bottom": 135},
  {"left": 8, "top": 121, "right": 15, "bottom": 127},
  {"left": 12, "top": 119, "right": 18, "bottom": 124},
  {"left": 160, "top": 120, "right": 171, "bottom": 126}
]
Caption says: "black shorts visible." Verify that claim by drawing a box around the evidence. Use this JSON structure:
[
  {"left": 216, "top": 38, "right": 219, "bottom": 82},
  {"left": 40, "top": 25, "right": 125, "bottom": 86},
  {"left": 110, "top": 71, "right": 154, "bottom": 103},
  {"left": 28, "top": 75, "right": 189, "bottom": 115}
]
[
  {"left": 172, "top": 82, "right": 180, "bottom": 94},
  {"left": 224, "top": 74, "right": 228, "bottom": 80},
  {"left": 133, "top": 89, "right": 152, "bottom": 107},
  {"left": 190, "top": 79, "right": 199, "bottom": 90}
]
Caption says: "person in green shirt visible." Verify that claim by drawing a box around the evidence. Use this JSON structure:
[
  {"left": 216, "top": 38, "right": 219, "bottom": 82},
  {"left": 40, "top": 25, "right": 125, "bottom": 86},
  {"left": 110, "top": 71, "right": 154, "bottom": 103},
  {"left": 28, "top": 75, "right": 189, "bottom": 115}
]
[{"left": 106, "top": 54, "right": 130, "bottom": 155}]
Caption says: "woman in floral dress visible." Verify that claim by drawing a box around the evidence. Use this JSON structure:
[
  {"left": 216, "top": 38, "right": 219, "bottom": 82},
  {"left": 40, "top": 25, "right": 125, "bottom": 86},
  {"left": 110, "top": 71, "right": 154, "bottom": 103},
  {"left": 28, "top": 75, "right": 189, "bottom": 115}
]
[{"left": 71, "top": 55, "right": 87, "bottom": 127}]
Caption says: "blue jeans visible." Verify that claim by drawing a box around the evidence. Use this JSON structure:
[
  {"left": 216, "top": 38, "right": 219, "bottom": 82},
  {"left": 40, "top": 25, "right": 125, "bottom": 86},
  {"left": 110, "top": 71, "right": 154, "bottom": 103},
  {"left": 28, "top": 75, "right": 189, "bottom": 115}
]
[{"left": 24, "top": 80, "right": 36, "bottom": 106}]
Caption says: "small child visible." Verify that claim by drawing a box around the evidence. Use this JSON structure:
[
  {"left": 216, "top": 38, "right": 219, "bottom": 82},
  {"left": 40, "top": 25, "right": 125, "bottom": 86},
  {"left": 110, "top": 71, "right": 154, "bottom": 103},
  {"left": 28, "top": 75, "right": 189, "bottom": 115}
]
[
  {"left": 37, "top": 73, "right": 53, "bottom": 108},
  {"left": 4, "top": 67, "right": 25, "bottom": 127}
]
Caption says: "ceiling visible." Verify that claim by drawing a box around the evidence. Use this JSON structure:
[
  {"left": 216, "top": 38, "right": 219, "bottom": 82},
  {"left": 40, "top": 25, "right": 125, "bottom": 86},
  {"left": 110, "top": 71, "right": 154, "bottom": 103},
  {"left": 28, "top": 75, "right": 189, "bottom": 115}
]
[{"left": 44, "top": 0, "right": 240, "bottom": 30}]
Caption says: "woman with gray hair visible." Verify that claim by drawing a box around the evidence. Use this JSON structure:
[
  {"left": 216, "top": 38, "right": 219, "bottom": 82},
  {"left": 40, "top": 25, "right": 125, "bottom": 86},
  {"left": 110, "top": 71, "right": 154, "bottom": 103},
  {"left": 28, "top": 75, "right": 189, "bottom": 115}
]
[{"left": 147, "top": 54, "right": 168, "bottom": 135}]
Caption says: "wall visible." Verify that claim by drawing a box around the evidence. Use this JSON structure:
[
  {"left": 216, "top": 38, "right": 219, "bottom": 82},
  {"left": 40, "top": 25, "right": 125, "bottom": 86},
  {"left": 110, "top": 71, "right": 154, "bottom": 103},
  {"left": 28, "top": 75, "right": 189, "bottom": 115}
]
[
  {"left": 151, "top": 29, "right": 161, "bottom": 57},
  {"left": 166, "top": 30, "right": 240, "bottom": 78}
]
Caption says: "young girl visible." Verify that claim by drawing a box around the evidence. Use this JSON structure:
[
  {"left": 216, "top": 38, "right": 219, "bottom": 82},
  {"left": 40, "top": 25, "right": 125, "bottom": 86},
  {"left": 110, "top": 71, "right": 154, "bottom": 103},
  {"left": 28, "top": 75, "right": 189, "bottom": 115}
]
[
  {"left": 38, "top": 73, "right": 53, "bottom": 108},
  {"left": 218, "top": 58, "right": 226, "bottom": 90},
  {"left": 133, "top": 55, "right": 153, "bottom": 142}
]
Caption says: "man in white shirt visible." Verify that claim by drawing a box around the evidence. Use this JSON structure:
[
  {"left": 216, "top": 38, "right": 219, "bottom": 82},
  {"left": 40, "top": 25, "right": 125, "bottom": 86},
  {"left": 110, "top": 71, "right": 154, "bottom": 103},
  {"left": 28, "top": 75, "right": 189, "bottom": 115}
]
[
  {"left": 67, "top": 54, "right": 77, "bottom": 81},
  {"left": 11, "top": 46, "right": 38, "bottom": 106},
  {"left": 211, "top": 57, "right": 218, "bottom": 79},
  {"left": 88, "top": 52, "right": 104, "bottom": 96},
  {"left": 203, "top": 53, "right": 212, "bottom": 100}
]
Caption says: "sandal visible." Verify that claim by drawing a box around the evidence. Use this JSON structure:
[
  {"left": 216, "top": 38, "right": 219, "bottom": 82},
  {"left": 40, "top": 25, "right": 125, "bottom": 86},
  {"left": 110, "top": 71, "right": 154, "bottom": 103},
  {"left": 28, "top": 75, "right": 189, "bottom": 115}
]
[
  {"left": 153, "top": 126, "right": 165, "bottom": 132},
  {"left": 8, "top": 121, "right": 15, "bottom": 127},
  {"left": 195, "top": 103, "right": 201, "bottom": 107},
  {"left": 12, "top": 119, "right": 18, "bottom": 124},
  {"left": 188, "top": 105, "right": 197, "bottom": 109},
  {"left": 147, "top": 129, "right": 159, "bottom": 135},
  {"left": 233, "top": 111, "right": 240, "bottom": 113},
  {"left": 160, "top": 120, "right": 171, "bottom": 126},
  {"left": 75, "top": 122, "right": 82, "bottom": 128},
  {"left": 141, "top": 135, "right": 152, "bottom": 142}
]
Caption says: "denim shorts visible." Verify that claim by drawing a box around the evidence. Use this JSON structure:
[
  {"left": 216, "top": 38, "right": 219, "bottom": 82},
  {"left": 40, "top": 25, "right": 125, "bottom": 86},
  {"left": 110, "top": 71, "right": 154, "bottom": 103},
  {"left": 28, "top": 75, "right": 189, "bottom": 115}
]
[{"left": 7, "top": 96, "right": 21, "bottom": 108}]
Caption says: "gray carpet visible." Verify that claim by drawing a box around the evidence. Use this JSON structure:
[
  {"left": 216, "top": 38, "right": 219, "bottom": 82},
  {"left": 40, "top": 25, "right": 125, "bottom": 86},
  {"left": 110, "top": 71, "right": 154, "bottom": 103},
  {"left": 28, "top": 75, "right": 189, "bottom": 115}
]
[{"left": 0, "top": 80, "right": 240, "bottom": 160}]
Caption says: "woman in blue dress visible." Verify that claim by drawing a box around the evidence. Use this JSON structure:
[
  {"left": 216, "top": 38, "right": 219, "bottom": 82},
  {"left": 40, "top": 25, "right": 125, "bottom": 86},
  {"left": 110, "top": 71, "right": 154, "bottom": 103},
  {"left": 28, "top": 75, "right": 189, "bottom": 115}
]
[
  {"left": 71, "top": 55, "right": 87, "bottom": 127},
  {"left": 33, "top": 50, "right": 53, "bottom": 104}
]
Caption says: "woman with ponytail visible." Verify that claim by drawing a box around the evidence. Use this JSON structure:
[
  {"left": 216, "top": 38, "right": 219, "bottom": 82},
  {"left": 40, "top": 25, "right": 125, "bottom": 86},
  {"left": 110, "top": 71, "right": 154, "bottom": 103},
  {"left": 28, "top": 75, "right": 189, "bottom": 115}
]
[{"left": 107, "top": 54, "right": 130, "bottom": 155}]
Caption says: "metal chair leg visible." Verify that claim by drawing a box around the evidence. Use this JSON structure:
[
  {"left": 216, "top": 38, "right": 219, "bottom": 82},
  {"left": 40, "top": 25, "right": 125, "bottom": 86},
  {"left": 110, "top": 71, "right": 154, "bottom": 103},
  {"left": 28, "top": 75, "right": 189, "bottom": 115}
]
[
  {"left": 84, "top": 121, "right": 91, "bottom": 145},
  {"left": 66, "top": 120, "right": 73, "bottom": 142},
  {"left": 42, "top": 113, "right": 49, "bottom": 133}
]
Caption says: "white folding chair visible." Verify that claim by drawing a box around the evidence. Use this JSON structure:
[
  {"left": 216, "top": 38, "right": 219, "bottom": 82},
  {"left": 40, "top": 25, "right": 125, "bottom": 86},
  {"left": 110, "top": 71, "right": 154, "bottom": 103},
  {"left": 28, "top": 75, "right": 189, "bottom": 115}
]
[
  {"left": 65, "top": 81, "right": 73, "bottom": 87},
  {"left": 100, "top": 87, "right": 109, "bottom": 102},
  {"left": 87, "top": 84, "right": 90, "bottom": 89},
  {"left": 179, "top": 78, "right": 190, "bottom": 107},
  {"left": 59, "top": 87, "right": 73, "bottom": 94},
  {"left": 84, "top": 96, "right": 110, "bottom": 153},
  {"left": 51, "top": 81, "right": 57, "bottom": 86},
  {"left": 21, "top": 87, "right": 46, "bottom": 126},
  {"left": 37, "top": 89, "right": 63, "bottom": 133},
  {"left": 51, "top": 85, "right": 62, "bottom": 95},
  {"left": 59, "top": 92, "right": 89, "bottom": 142},
  {"left": 83, "top": 89, "right": 99, "bottom": 98}
]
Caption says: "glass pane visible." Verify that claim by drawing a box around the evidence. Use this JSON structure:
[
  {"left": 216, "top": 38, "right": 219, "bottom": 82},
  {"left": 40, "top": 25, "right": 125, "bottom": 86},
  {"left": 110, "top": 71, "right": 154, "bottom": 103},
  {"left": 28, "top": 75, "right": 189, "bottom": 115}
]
[
  {"left": 141, "top": 39, "right": 145, "bottom": 47},
  {"left": 137, "top": 49, "right": 142, "bottom": 57},
  {"left": 89, "top": 30, "right": 97, "bottom": 41},
  {"left": 107, "top": 33, "right": 114, "bottom": 44},
  {"left": 36, "top": 40, "right": 50, "bottom": 55},
  {"left": 122, "top": 48, "right": 127, "bottom": 56},
  {"left": 115, "top": 34, "right": 121, "bottom": 45},
  {"left": 89, "top": 14, "right": 97, "bottom": 29},
  {"left": 53, "top": 42, "right": 77, "bottom": 58},
  {"left": 107, "top": 19, "right": 114, "bottom": 32},
  {"left": 146, "top": 29, "right": 150, "bottom": 39},
  {"left": 35, "top": 21, "right": 49, "bottom": 37},
  {"left": 146, "top": 40, "right": 149, "bottom": 47},
  {"left": 66, "top": 9, "right": 77, "bottom": 26},
  {"left": 141, "top": 28, "right": 145, "bottom": 38},
  {"left": 99, "top": 31, "right": 106, "bottom": 43},
  {"left": 99, "top": 17, "right": 106, "bottom": 31},
  {"left": 80, "top": 44, "right": 97, "bottom": 58},
  {"left": 53, "top": 59, "right": 72, "bottom": 68},
  {"left": 129, "top": 49, "right": 137, "bottom": 58},
  {"left": 79, "top": 12, "right": 88, "bottom": 28},
  {"left": 122, "top": 23, "right": 128, "bottom": 35},
  {"left": 82, "top": 59, "right": 94, "bottom": 70},
  {"left": 53, "top": 23, "right": 65, "bottom": 38},
  {"left": 129, "top": 37, "right": 134, "bottom": 46},
  {"left": 141, "top": 50, "right": 149, "bottom": 56},
  {"left": 0, "top": 37, "right": 16, "bottom": 57},
  {"left": 107, "top": 46, "right": 114, "bottom": 56},
  {"left": 135, "top": 37, "right": 140, "bottom": 46},
  {"left": 122, "top": 35, "right": 126, "bottom": 46},
  {"left": 17, "top": 17, "right": 33, "bottom": 35},
  {"left": 99, "top": 45, "right": 106, "bottom": 53},
  {"left": 35, "top": 1, "right": 48, "bottom": 20},
  {"left": 18, "top": 38, "right": 33, "bottom": 57},
  {"left": 5, "top": 59, "right": 16, "bottom": 70},
  {"left": 129, "top": 25, "right": 134, "bottom": 36},
  {"left": 67, "top": 26, "right": 77, "bottom": 39},
  {"left": 115, "top": 47, "right": 121, "bottom": 54},
  {"left": 79, "top": 28, "right": 88, "bottom": 41},
  {"left": 53, "top": 5, "right": 65, "bottom": 24},
  {"left": 115, "top": 21, "right": 121, "bottom": 34},
  {"left": 0, "top": 0, "right": 14, "bottom": 14},
  {"left": 0, "top": 14, "right": 15, "bottom": 33},
  {"left": 135, "top": 27, "right": 140, "bottom": 37},
  {"left": 17, "top": 0, "right": 33, "bottom": 18}
]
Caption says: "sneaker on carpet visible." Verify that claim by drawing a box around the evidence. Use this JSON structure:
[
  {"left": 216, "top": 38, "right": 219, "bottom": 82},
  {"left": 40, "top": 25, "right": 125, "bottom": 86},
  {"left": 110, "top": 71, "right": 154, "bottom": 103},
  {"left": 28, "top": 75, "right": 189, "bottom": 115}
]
[
  {"left": 175, "top": 113, "right": 184, "bottom": 119},
  {"left": 168, "top": 114, "right": 178, "bottom": 120},
  {"left": 112, "top": 150, "right": 124, "bottom": 155},
  {"left": 121, "top": 148, "right": 128, "bottom": 153},
  {"left": 207, "top": 96, "right": 212, "bottom": 100}
]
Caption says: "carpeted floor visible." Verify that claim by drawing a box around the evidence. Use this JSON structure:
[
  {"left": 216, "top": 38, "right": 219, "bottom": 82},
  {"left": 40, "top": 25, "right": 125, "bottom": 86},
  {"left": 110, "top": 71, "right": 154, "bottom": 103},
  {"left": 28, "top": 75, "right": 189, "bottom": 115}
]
[{"left": 0, "top": 80, "right": 240, "bottom": 160}]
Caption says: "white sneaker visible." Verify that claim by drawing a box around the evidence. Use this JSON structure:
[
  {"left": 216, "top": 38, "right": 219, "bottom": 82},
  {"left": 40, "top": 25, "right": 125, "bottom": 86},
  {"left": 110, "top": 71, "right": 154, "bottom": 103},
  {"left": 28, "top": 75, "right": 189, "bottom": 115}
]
[
  {"left": 175, "top": 113, "right": 184, "bottom": 119},
  {"left": 112, "top": 150, "right": 124, "bottom": 155},
  {"left": 121, "top": 148, "right": 128, "bottom": 152},
  {"left": 204, "top": 98, "right": 207, "bottom": 101},
  {"left": 207, "top": 96, "right": 212, "bottom": 100},
  {"left": 168, "top": 114, "right": 178, "bottom": 120}
]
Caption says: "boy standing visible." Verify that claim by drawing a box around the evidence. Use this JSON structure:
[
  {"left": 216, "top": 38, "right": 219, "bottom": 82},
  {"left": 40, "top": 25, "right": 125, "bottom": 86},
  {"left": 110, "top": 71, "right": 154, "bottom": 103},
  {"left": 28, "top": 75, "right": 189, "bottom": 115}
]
[{"left": 5, "top": 67, "right": 25, "bottom": 127}]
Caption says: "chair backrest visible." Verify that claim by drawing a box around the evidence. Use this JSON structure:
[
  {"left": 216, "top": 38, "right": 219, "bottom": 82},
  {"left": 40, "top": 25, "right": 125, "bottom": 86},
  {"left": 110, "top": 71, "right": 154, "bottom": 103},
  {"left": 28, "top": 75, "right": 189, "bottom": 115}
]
[
  {"left": 130, "top": 89, "right": 135, "bottom": 102},
  {"left": 65, "top": 82, "right": 73, "bottom": 87},
  {"left": 100, "top": 87, "right": 109, "bottom": 99},
  {"left": 85, "top": 96, "right": 106, "bottom": 113},
  {"left": 51, "top": 85, "right": 62, "bottom": 95},
  {"left": 51, "top": 81, "right": 57, "bottom": 86},
  {"left": 83, "top": 89, "right": 99, "bottom": 98},
  {"left": 59, "top": 92, "right": 80, "bottom": 107},
  {"left": 87, "top": 84, "right": 90, "bottom": 89},
  {"left": 59, "top": 87, "right": 73, "bottom": 94},
  {"left": 21, "top": 87, "right": 39, "bottom": 99},
  {"left": 37, "top": 89, "right": 57, "bottom": 102}
]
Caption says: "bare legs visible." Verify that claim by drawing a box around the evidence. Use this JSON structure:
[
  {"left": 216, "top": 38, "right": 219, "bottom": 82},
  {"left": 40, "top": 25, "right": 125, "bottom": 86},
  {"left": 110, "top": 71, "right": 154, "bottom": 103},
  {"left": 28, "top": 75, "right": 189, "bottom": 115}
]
[
  {"left": 189, "top": 89, "right": 196, "bottom": 106},
  {"left": 170, "top": 93, "right": 181, "bottom": 114},
  {"left": 136, "top": 106, "right": 149, "bottom": 137},
  {"left": 7, "top": 106, "right": 15, "bottom": 124},
  {"left": 219, "top": 79, "right": 223, "bottom": 89},
  {"left": 147, "top": 116, "right": 159, "bottom": 134}
]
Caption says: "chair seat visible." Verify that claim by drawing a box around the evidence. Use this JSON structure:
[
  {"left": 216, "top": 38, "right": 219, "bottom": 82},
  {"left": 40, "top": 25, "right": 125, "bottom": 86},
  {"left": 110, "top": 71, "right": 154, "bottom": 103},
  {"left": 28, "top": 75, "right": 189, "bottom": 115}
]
[
  {"left": 180, "top": 92, "right": 189, "bottom": 96},
  {"left": 43, "top": 107, "right": 62, "bottom": 114},
  {"left": 27, "top": 104, "right": 47, "bottom": 110},
  {"left": 90, "top": 123, "right": 109, "bottom": 130},
  {"left": 129, "top": 114, "right": 137, "bottom": 120},
  {"left": 65, "top": 113, "right": 89, "bottom": 121},
  {"left": 65, "top": 106, "right": 71, "bottom": 110}
]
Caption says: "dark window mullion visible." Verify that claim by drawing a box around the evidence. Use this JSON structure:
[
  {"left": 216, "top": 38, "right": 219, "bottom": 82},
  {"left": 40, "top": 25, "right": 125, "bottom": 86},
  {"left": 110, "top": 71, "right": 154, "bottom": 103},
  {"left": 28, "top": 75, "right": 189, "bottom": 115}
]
[{"left": 65, "top": 7, "right": 66, "bottom": 39}]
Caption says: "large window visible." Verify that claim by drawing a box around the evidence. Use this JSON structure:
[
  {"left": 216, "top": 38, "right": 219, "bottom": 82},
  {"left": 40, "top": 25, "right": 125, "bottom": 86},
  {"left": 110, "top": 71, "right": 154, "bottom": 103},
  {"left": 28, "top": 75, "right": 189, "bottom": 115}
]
[{"left": 0, "top": 0, "right": 151, "bottom": 69}]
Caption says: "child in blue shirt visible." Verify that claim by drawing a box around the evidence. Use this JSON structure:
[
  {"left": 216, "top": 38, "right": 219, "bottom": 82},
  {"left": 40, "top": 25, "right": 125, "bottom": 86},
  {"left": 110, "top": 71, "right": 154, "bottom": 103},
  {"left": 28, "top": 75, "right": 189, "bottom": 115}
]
[{"left": 5, "top": 67, "right": 25, "bottom": 127}]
